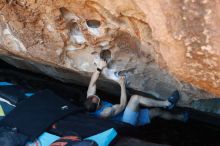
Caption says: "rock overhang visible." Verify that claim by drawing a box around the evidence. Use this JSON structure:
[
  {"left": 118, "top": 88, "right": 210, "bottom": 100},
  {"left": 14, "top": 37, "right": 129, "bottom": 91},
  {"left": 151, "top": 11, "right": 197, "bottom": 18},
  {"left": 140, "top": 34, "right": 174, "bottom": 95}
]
[{"left": 0, "top": 0, "right": 219, "bottom": 114}]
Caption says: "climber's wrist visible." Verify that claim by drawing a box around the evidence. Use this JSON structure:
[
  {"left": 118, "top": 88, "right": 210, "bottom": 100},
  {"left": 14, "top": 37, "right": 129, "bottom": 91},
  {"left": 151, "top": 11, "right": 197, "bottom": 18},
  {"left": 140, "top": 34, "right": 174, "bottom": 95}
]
[{"left": 97, "top": 68, "right": 102, "bottom": 73}]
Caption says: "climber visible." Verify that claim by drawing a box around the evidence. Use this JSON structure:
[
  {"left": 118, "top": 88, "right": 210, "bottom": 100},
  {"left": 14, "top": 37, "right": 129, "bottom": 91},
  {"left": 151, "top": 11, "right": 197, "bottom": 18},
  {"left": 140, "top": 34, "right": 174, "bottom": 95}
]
[{"left": 84, "top": 59, "right": 188, "bottom": 126}]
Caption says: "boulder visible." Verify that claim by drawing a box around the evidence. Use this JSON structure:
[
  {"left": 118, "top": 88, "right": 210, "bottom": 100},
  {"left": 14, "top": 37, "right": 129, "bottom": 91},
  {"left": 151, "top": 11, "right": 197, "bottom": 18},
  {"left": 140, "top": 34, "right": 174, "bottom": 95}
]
[{"left": 0, "top": 0, "right": 219, "bottom": 113}]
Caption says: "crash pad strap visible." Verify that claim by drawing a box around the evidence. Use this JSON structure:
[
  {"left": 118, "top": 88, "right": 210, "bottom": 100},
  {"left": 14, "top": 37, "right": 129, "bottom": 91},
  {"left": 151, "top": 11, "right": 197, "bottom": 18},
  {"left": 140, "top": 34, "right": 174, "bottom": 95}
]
[{"left": 0, "top": 90, "right": 81, "bottom": 141}]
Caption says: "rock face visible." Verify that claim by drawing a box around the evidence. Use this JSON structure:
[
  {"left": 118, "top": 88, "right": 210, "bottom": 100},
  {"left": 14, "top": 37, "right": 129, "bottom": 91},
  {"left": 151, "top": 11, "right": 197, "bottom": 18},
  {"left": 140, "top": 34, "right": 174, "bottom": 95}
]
[{"left": 0, "top": 0, "right": 219, "bottom": 112}]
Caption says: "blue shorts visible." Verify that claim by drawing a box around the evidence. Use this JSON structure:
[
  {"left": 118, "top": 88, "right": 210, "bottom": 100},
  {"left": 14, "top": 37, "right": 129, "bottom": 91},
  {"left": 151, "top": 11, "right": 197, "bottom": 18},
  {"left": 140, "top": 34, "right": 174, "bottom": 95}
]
[{"left": 121, "top": 107, "right": 150, "bottom": 126}]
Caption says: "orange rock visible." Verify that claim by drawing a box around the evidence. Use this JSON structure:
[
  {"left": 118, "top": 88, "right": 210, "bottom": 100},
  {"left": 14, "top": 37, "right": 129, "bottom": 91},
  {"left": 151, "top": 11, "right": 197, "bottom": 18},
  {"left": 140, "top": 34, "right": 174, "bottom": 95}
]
[{"left": 0, "top": 0, "right": 219, "bottom": 109}]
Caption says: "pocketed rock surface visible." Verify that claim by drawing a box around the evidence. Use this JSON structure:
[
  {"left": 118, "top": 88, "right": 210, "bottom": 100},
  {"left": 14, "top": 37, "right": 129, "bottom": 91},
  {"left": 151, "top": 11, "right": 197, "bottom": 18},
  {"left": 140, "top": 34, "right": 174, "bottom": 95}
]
[{"left": 0, "top": 0, "right": 219, "bottom": 113}]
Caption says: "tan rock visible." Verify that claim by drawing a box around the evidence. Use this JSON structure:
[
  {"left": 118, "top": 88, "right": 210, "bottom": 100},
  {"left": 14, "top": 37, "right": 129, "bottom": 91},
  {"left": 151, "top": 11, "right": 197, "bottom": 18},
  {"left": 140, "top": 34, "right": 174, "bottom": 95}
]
[{"left": 0, "top": 0, "right": 220, "bottom": 111}]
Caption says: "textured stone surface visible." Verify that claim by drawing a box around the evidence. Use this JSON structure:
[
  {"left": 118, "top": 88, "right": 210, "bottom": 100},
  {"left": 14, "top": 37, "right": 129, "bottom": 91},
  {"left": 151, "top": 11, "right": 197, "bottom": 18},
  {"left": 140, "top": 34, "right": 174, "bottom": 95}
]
[{"left": 0, "top": 0, "right": 219, "bottom": 111}]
